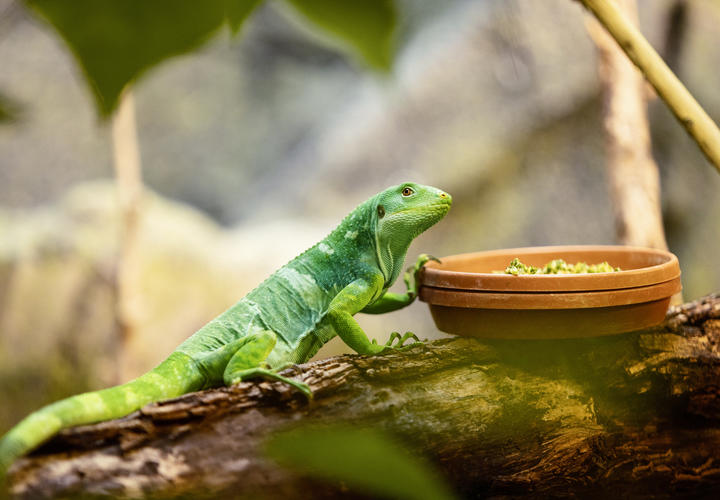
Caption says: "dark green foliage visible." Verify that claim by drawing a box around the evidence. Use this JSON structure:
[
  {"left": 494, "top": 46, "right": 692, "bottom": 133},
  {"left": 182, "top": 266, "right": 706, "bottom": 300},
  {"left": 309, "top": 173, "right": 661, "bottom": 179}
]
[
  {"left": 26, "top": 0, "right": 233, "bottom": 117},
  {"left": 265, "top": 424, "right": 456, "bottom": 500},
  {"left": 286, "top": 0, "right": 396, "bottom": 70},
  {"left": 225, "top": 0, "right": 263, "bottom": 34},
  {"left": 23, "top": 0, "right": 397, "bottom": 117}
]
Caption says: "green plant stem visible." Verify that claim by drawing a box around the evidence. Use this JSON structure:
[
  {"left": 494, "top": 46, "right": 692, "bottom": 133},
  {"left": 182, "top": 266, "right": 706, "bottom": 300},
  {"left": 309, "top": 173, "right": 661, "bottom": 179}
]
[{"left": 579, "top": 0, "right": 720, "bottom": 175}]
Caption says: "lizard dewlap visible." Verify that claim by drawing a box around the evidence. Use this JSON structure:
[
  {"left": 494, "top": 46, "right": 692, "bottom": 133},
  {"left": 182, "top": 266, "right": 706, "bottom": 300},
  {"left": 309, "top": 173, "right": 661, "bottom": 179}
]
[{"left": 499, "top": 258, "right": 621, "bottom": 275}]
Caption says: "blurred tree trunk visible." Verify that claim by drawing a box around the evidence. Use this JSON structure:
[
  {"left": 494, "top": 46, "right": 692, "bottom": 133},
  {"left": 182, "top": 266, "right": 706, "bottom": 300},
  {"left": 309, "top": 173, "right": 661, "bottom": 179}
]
[
  {"left": 588, "top": 0, "right": 668, "bottom": 250},
  {"left": 7, "top": 294, "right": 720, "bottom": 499},
  {"left": 111, "top": 90, "right": 144, "bottom": 384}
]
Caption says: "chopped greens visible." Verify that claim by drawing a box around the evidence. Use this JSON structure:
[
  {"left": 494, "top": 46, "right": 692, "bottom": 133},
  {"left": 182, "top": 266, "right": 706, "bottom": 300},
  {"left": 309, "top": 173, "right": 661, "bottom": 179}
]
[{"left": 499, "top": 258, "right": 621, "bottom": 275}]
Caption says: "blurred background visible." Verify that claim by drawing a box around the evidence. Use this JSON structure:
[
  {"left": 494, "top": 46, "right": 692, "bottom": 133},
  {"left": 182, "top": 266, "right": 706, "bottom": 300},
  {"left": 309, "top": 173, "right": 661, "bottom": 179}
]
[{"left": 0, "top": 0, "right": 719, "bottom": 434}]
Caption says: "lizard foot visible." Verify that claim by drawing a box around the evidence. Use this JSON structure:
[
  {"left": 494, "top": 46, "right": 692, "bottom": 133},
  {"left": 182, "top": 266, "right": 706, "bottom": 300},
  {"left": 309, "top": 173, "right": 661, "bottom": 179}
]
[
  {"left": 404, "top": 254, "right": 442, "bottom": 298},
  {"left": 384, "top": 331, "right": 422, "bottom": 350}
]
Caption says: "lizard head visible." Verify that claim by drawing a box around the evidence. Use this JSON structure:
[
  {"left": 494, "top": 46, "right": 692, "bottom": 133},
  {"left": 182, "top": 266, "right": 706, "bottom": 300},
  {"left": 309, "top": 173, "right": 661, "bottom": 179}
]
[{"left": 372, "top": 182, "right": 452, "bottom": 284}]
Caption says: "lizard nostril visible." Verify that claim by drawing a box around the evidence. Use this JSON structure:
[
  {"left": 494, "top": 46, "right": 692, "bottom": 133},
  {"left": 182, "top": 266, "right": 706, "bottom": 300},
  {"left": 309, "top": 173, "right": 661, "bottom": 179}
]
[{"left": 440, "top": 193, "right": 446, "bottom": 198}]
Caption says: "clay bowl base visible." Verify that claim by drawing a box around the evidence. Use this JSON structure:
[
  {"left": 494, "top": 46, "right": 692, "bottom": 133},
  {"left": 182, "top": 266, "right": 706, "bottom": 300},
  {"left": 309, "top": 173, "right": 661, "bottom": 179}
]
[{"left": 427, "top": 298, "right": 671, "bottom": 340}]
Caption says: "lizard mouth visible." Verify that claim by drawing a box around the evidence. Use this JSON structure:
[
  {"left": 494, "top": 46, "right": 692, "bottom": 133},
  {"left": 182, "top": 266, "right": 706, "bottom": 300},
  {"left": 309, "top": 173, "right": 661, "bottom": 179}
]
[
  {"left": 383, "top": 203, "right": 451, "bottom": 233},
  {"left": 389, "top": 202, "right": 451, "bottom": 218}
]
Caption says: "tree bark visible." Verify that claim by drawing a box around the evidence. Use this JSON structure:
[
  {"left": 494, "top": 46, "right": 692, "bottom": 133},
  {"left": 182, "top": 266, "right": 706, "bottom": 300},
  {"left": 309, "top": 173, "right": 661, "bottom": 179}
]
[{"left": 7, "top": 293, "right": 720, "bottom": 499}]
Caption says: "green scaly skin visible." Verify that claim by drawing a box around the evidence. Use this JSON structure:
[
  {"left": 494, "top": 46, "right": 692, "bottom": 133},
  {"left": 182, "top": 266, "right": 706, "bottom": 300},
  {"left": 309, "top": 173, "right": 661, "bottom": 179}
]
[{"left": 0, "top": 182, "right": 451, "bottom": 476}]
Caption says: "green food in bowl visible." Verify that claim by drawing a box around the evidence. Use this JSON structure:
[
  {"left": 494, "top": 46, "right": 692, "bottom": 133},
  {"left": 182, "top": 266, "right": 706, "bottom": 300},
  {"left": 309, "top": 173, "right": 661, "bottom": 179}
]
[{"left": 498, "top": 258, "right": 621, "bottom": 275}]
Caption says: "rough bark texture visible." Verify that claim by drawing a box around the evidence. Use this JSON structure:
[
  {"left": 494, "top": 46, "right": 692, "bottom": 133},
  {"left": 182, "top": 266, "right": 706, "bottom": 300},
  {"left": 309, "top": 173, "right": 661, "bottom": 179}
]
[
  {"left": 588, "top": 0, "right": 668, "bottom": 250},
  {"left": 7, "top": 293, "right": 720, "bottom": 499}
]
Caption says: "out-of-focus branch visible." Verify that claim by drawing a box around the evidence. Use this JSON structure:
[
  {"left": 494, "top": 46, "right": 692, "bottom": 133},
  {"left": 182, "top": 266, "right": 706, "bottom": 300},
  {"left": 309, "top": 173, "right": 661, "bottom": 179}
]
[
  {"left": 578, "top": 0, "right": 720, "bottom": 175},
  {"left": 111, "top": 90, "right": 144, "bottom": 384},
  {"left": 587, "top": 0, "right": 668, "bottom": 250}
]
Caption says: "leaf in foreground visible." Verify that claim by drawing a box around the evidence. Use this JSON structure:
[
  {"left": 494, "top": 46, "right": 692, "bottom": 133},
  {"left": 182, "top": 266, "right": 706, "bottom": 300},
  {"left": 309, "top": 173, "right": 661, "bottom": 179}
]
[
  {"left": 26, "top": 0, "right": 235, "bottom": 117},
  {"left": 265, "top": 424, "right": 456, "bottom": 500},
  {"left": 285, "top": 0, "right": 396, "bottom": 71}
]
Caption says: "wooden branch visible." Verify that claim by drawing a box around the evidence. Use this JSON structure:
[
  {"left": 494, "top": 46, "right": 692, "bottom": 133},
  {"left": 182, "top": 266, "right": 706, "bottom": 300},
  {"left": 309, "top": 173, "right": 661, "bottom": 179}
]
[
  {"left": 7, "top": 293, "right": 720, "bottom": 499},
  {"left": 578, "top": 0, "right": 720, "bottom": 175}
]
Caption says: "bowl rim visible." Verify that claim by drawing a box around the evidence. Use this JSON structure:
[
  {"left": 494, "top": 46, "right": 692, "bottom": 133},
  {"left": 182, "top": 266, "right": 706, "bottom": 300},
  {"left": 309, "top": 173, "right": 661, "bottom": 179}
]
[
  {"left": 422, "top": 245, "right": 680, "bottom": 292},
  {"left": 419, "top": 276, "right": 682, "bottom": 310}
]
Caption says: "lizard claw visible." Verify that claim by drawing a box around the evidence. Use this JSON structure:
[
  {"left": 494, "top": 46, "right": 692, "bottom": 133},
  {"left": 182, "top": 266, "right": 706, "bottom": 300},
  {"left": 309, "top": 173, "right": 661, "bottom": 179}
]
[
  {"left": 400, "top": 332, "right": 421, "bottom": 345},
  {"left": 419, "top": 253, "right": 442, "bottom": 265},
  {"left": 383, "top": 331, "right": 423, "bottom": 350},
  {"left": 384, "top": 331, "right": 402, "bottom": 347}
]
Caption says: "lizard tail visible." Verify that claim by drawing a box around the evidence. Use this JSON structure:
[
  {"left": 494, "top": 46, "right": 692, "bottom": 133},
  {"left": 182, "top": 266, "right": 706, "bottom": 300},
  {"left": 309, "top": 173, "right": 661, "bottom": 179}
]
[{"left": 0, "top": 351, "right": 204, "bottom": 475}]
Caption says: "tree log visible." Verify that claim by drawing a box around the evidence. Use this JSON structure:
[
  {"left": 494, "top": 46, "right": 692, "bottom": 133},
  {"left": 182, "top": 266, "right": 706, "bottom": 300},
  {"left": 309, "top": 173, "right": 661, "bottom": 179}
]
[{"left": 7, "top": 293, "right": 720, "bottom": 499}]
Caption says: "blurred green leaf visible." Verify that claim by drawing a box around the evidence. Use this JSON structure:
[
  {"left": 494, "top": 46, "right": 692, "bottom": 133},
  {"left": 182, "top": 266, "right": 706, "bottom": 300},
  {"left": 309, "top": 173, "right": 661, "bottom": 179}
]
[
  {"left": 284, "top": 0, "right": 396, "bottom": 70},
  {"left": 225, "top": 0, "right": 263, "bottom": 34},
  {"left": 25, "top": 0, "right": 258, "bottom": 117},
  {"left": 265, "top": 424, "right": 456, "bottom": 500},
  {"left": 24, "top": 0, "right": 394, "bottom": 118}
]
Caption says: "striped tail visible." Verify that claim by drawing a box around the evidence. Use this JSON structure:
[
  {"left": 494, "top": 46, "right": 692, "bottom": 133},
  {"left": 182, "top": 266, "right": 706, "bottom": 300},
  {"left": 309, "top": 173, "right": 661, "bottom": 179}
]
[{"left": 0, "top": 351, "right": 204, "bottom": 475}]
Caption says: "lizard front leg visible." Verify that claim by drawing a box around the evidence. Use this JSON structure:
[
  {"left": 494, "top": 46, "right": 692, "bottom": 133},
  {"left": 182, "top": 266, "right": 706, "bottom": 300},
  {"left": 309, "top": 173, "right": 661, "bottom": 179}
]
[
  {"left": 325, "top": 275, "right": 409, "bottom": 355},
  {"left": 360, "top": 253, "right": 440, "bottom": 314},
  {"left": 405, "top": 253, "right": 441, "bottom": 297},
  {"left": 358, "top": 255, "right": 438, "bottom": 349}
]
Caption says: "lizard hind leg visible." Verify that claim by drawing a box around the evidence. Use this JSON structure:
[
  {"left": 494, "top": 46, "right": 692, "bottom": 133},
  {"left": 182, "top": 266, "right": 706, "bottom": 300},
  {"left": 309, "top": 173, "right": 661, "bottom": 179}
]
[{"left": 222, "top": 330, "right": 312, "bottom": 400}]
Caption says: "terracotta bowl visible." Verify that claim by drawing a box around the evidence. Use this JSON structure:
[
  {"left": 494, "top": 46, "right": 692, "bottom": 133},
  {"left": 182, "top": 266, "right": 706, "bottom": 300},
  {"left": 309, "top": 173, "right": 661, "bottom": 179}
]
[{"left": 419, "top": 245, "right": 681, "bottom": 339}]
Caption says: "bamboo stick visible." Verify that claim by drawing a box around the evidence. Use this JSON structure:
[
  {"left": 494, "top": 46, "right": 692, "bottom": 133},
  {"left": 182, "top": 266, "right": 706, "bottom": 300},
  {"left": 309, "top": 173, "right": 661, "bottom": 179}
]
[{"left": 579, "top": 0, "right": 720, "bottom": 174}]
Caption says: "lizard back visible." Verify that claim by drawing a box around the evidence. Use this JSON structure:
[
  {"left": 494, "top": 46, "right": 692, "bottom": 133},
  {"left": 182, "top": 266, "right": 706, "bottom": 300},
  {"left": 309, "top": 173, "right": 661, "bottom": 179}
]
[{"left": 176, "top": 197, "right": 380, "bottom": 365}]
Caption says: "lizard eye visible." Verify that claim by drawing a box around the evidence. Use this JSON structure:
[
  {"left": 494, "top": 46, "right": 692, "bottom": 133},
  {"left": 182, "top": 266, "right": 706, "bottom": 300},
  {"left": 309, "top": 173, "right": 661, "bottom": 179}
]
[
  {"left": 377, "top": 205, "right": 385, "bottom": 218},
  {"left": 402, "top": 187, "right": 414, "bottom": 197}
]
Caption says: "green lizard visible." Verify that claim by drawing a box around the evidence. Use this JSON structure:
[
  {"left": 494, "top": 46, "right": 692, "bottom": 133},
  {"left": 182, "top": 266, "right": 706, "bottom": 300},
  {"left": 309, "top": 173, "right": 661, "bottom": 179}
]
[{"left": 0, "top": 182, "right": 451, "bottom": 474}]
